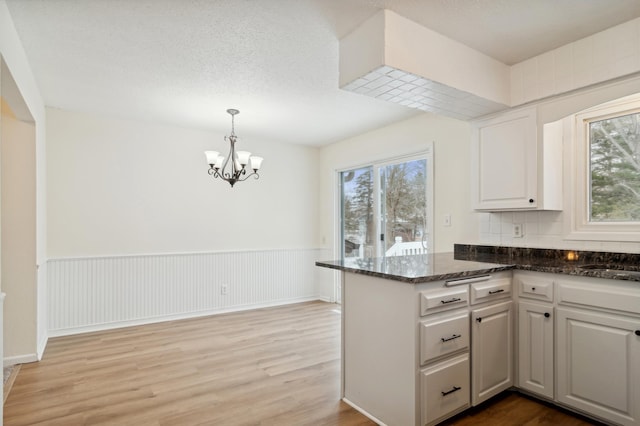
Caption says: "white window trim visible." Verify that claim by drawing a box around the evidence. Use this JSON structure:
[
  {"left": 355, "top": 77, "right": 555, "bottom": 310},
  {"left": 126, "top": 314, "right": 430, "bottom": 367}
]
[{"left": 566, "top": 93, "right": 640, "bottom": 241}]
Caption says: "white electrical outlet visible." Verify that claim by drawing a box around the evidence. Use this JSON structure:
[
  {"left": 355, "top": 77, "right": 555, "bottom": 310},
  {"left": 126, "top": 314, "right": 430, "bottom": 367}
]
[
  {"left": 221, "top": 284, "right": 228, "bottom": 295},
  {"left": 513, "top": 223, "right": 524, "bottom": 238}
]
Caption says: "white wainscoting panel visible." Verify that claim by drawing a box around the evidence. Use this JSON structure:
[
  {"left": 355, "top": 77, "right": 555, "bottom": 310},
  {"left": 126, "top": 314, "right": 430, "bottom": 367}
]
[{"left": 48, "top": 248, "right": 331, "bottom": 336}]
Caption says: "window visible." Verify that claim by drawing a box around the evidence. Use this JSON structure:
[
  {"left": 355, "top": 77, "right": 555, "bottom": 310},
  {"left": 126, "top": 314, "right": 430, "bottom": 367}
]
[
  {"left": 339, "top": 150, "right": 433, "bottom": 259},
  {"left": 569, "top": 93, "right": 640, "bottom": 241},
  {"left": 589, "top": 111, "right": 640, "bottom": 222}
]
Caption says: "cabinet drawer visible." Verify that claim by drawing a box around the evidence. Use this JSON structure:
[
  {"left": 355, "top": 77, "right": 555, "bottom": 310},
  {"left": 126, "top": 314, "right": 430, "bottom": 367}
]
[
  {"left": 470, "top": 278, "right": 512, "bottom": 305},
  {"left": 516, "top": 273, "right": 553, "bottom": 302},
  {"left": 420, "top": 312, "right": 469, "bottom": 365},
  {"left": 420, "top": 287, "right": 469, "bottom": 316},
  {"left": 557, "top": 279, "right": 640, "bottom": 315},
  {"left": 421, "top": 353, "right": 470, "bottom": 426}
]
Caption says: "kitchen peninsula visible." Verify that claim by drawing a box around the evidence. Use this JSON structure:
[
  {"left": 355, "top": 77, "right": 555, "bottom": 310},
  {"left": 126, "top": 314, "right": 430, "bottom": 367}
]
[{"left": 316, "top": 246, "right": 640, "bottom": 426}]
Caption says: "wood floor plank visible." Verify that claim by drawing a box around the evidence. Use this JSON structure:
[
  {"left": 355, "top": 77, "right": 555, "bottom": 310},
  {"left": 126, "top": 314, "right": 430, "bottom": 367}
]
[{"left": 4, "top": 301, "right": 602, "bottom": 425}]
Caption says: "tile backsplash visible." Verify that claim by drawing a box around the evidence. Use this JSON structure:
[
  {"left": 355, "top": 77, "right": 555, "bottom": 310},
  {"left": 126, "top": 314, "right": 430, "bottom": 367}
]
[{"left": 477, "top": 211, "right": 640, "bottom": 254}]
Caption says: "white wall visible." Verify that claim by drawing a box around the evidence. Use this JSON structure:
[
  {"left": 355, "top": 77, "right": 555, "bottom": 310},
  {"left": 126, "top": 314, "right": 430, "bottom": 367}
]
[
  {"left": 46, "top": 108, "right": 326, "bottom": 333},
  {"left": 1, "top": 115, "right": 37, "bottom": 362},
  {"left": 1, "top": 0, "right": 47, "bottom": 363},
  {"left": 47, "top": 108, "right": 320, "bottom": 257},
  {"left": 318, "top": 112, "right": 476, "bottom": 260},
  {"left": 511, "top": 17, "right": 640, "bottom": 107}
]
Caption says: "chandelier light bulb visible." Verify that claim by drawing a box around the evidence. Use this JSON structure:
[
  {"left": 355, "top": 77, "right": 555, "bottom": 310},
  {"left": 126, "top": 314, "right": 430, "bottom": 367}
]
[
  {"left": 236, "top": 151, "right": 252, "bottom": 166},
  {"left": 204, "top": 151, "right": 219, "bottom": 165},
  {"left": 251, "top": 156, "right": 263, "bottom": 171}
]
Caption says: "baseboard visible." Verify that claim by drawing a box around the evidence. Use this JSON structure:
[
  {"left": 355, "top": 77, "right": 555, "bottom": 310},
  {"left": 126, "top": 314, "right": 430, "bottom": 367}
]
[
  {"left": 37, "top": 333, "right": 48, "bottom": 360},
  {"left": 4, "top": 354, "right": 38, "bottom": 367},
  {"left": 342, "top": 398, "right": 388, "bottom": 426},
  {"left": 48, "top": 296, "right": 323, "bottom": 337}
]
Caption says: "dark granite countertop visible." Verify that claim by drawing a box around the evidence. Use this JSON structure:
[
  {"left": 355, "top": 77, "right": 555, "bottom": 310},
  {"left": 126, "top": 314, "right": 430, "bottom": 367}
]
[
  {"left": 316, "top": 245, "right": 640, "bottom": 283},
  {"left": 454, "top": 244, "right": 640, "bottom": 283},
  {"left": 315, "top": 253, "right": 514, "bottom": 283}
]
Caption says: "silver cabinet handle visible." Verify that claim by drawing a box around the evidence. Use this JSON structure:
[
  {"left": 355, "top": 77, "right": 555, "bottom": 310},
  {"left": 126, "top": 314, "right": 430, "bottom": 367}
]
[{"left": 445, "top": 275, "right": 491, "bottom": 287}]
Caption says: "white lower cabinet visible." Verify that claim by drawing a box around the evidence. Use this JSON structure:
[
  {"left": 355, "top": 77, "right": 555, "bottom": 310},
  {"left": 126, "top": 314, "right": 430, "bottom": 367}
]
[
  {"left": 518, "top": 300, "right": 554, "bottom": 399},
  {"left": 421, "top": 354, "right": 470, "bottom": 426},
  {"left": 471, "top": 300, "right": 514, "bottom": 405},
  {"left": 557, "top": 307, "right": 640, "bottom": 426},
  {"left": 343, "top": 269, "right": 639, "bottom": 426},
  {"left": 516, "top": 272, "right": 640, "bottom": 426}
]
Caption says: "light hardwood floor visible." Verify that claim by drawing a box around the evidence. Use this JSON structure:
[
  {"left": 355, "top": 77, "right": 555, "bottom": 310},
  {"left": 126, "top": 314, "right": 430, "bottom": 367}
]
[{"left": 4, "top": 301, "right": 600, "bottom": 425}]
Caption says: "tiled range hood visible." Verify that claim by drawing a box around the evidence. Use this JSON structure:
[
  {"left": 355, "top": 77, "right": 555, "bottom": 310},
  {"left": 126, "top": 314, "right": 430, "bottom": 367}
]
[{"left": 339, "top": 10, "right": 510, "bottom": 120}]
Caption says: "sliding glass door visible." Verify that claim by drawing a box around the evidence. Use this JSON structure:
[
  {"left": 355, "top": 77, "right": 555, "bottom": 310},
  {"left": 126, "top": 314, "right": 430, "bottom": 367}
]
[
  {"left": 340, "top": 152, "right": 431, "bottom": 260},
  {"left": 340, "top": 166, "right": 374, "bottom": 259},
  {"left": 380, "top": 159, "right": 427, "bottom": 256}
]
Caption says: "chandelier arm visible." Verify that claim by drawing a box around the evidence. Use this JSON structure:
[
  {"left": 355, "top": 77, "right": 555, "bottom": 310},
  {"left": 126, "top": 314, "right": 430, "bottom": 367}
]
[
  {"left": 234, "top": 171, "right": 260, "bottom": 183},
  {"left": 210, "top": 171, "right": 237, "bottom": 187}
]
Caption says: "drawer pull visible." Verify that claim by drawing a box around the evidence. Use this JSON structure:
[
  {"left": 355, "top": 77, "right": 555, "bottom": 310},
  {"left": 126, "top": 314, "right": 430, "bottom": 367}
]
[
  {"left": 544, "top": 312, "right": 550, "bottom": 318},
  {"left": 441, "top": 297, "right": 462, "bottom": 304},
  {"left": 441, "top": 386, "right": 461, "bottom": 396},
  {"left": 441, "top": 334, "right": 462, "bottom": 342},
  {"left": 489, "top": 289, "right": 505, "bottom": 294},
  {"left": 531, "top": 287, "right": 536, "bottom": 291},
  {"left": 635, "top": 330, "right": 640, "bottom": 336},
  {"left": 445, "top": 274, "right": 490, "bottom": 286}
]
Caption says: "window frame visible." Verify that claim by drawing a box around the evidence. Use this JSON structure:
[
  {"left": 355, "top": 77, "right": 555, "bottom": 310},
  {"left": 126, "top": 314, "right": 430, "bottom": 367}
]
[{"left": 567, "top": 93, "right": 640, "bottom": 241}]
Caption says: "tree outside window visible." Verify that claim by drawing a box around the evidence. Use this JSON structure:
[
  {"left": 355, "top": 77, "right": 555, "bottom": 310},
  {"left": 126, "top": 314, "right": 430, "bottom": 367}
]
[
  {"left": 589, "top": 112, "right": 640, "bottom": 222},
  {"left": 341, "top": 157, "right": 429, "bottom": 259}
]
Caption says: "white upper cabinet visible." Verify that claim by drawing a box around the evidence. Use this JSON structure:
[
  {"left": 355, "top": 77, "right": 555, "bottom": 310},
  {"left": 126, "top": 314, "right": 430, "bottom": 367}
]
[{"left": 471, "top": 107, "right": 563, "bottom": 211}]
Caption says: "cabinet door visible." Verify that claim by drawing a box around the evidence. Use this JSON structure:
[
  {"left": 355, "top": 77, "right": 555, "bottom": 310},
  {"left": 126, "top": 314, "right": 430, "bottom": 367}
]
[
  {"left": 472, "top": 108, "right": 537, "bottom": 210},
  {"left": 471, "top": 300, "right": 514, "bottom": 405},
  {"left": 557, "top": 308, "right": 640, "bottom": 426},
  {"left": 518, "top": 301, "right": 554, "bottom": 399}
]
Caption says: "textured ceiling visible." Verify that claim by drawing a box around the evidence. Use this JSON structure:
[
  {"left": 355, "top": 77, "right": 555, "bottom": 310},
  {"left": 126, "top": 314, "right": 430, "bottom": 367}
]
[{"left": 5, "top": 0, "right": 640, "bottom": 146}]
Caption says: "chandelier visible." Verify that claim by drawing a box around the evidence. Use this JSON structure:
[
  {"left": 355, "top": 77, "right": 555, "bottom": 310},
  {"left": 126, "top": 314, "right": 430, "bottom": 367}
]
[{"left": 205, "top": 109, "right": 263, "bottom": 187}]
